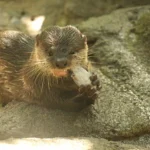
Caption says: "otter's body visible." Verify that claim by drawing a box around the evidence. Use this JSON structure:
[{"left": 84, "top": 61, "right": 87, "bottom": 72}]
[
  {"left": 0, "top": 26, "right": 99, "bottom": 111},
  {"left": 0, "top": 31, "right": 34, "bottom": 104}
]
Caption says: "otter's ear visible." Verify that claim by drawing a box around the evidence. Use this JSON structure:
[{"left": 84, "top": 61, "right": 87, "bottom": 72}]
[
  {"left": 81, "top": 34, "right": 87, "bottom": 43},
  {"left": 36, "top": 34, "right": 40, "bottom": 46}
]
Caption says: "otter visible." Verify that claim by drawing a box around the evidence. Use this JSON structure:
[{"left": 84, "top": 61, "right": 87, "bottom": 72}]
[{"left": 0, "top": 26, "right": 100, "bottom": 111}]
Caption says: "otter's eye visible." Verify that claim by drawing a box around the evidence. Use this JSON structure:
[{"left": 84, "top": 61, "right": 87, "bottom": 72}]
[{"left": 48, "top": 46, "right": 55, "bottom": 56}]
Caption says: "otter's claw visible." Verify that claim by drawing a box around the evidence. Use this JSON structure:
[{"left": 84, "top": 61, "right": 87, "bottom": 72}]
[
  {"left": 90, "top": 73, "right": 101, "bottom": 90},
  {"left": 78, "top": 73, "right": 101, "bottom": 99}
]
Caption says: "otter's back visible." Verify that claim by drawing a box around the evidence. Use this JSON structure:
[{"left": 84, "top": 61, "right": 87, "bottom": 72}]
[
  {"left": 0, "top": 31, "right": 34, "bottom": 103},
  {"left": 0, "top": 30, "right": 34, "bottom": 69}
]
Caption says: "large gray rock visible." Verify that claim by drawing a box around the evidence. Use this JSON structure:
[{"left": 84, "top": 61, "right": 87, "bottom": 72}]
[
  {"left": 64, "top": 0, "right": 150, "bottom": 23},
  {"left": 0, "top": 101, "right": 79, "bottom": 139},
  {"left": 0, "top": 0, "right": 150, "bottom": 33},
  {"left": 76, "top": 5, "right": 150, "bottom": 138}
]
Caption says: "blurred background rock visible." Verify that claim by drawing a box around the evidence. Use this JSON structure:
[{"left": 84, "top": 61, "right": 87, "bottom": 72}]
[{"left": 0, "top": 0, "right": 150, "bottom": 36}]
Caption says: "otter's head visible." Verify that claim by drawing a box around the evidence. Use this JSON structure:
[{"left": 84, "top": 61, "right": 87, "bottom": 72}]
[{"left": 34, "top": 25, "right": 88, "bottom": 77}]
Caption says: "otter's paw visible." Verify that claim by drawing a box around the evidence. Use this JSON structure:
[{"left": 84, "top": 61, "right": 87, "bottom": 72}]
[{"left": 79, "top": 73, "right": 101, "bottom": 100}]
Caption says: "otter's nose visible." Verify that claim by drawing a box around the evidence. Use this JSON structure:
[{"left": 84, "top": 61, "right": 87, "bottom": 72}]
[{"left": 55, "top": 58, "right": 68, "bottom": 68}]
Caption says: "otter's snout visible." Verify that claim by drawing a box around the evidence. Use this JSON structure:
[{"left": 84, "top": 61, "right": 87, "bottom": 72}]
[{"left": 55, "top": 58, "right": 68, "bottom": 69}]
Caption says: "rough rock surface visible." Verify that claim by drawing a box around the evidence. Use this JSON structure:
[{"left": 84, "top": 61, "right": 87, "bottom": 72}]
[
  {"left": 0, "top": 0, "right": 150, "bottom": 33},
  {"left": 0, "top": 137, "right": 149, "bottom": 150},
  {"left": 76, "top": 5, "right": 150, "bottom": 139},
  {"left": 0, "top": 101, "right": 79, "bottom": 139}
]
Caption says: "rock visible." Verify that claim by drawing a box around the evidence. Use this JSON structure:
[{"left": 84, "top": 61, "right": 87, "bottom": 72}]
[
  {"left": 20, "top": 15, "right": 45, "bottom": 36},
  {"left": 76, "top": 5, "right": 150, "bottom": 138},
  {"left": 0, "top": 101, "right": 79, "bottom": 139},
  {"left": 0, "top": 137, "right": 149, "bottom": 150},
  {"left": 0, "top": 0, "right": 150, "bottom": 34},
  {"left": 71, "top": 66, "right": 92, "bottom": 86},
  {"left": 64, "top": 0, "right": 150, "bottom": 24},
  {"left": 122, "top": 134, "right": 150, "bottom": 148}
]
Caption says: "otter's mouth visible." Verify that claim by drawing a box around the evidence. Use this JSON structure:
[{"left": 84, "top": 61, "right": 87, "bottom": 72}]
[{"left": 51, "top": 69, "right": 68, "bottom": 77}]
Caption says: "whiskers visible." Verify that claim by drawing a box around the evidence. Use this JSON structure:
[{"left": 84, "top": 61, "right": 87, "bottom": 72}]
[
  {"left": 22, "top": 59, "right": 60, "bottom": 94},
  {"left": 25, "top": 60, "right": 46, "bottom": 66},
  {"left": 74, "top": 51, "right": 102, "bottom": 66}
]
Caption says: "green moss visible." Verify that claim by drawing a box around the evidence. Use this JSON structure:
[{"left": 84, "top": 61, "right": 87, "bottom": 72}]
[{"left": 135, "top": 13, "right": 150, "bottom": 46}]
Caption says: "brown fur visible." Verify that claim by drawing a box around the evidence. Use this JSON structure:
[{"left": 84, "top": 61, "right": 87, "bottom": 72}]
[{"left": 0, "top": 26, "right": 93, "bottom": 111}]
